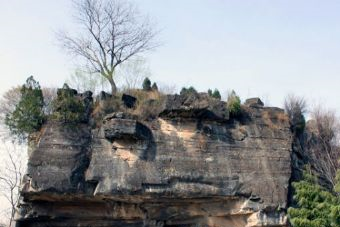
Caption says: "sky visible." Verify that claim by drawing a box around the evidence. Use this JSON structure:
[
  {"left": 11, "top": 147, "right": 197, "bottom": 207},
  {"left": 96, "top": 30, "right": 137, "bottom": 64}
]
[{"left": 1, "top": 1, "right": 340, "bottom": 111}]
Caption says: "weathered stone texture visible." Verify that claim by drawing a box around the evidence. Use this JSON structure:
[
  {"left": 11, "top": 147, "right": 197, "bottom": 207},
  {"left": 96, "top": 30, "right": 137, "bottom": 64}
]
[{"left": 16, "top": 97, "right": 292, "bottom": 227}]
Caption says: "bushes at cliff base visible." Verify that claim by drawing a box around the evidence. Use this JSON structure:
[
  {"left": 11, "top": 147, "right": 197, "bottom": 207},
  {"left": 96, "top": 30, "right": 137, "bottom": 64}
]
[{"left": 288, "top": 169, "right": 340, "bottom": 227}]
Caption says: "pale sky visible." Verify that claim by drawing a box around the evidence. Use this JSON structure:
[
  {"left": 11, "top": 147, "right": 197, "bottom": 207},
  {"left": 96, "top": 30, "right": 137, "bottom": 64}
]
[{"left": 1, "top": 0, "right": 340, "bottom": 111}]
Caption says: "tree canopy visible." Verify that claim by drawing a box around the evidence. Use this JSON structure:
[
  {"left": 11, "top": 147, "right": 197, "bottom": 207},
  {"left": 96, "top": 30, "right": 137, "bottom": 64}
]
[
  {"left": 5, "top": 76, "right": 45, "bottom": 142},
  {"left": 289, "top": 169, "right": 340, "bottom": 227},
  {"left": 58, "top": 0, "right": 158, "bottom": 95}
]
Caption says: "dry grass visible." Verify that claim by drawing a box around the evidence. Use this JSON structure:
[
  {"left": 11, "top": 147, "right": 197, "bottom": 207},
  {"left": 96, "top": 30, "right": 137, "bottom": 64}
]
[
  {"left": 91, "top": 89, "right": 166, "bottom": 124},
  {"left": 124, "top": 89, "right": 166, "bottom": 120},
  {"left": 262, "top": 110, "right": 289, "bottom": 129},
  {"left": 276, "top": 112, "right": 289, "bottom": 123}
]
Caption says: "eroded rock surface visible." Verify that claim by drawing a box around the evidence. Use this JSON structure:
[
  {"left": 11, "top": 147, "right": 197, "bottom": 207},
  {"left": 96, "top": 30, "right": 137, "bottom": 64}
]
[{"left": 16, "top": 97, "right": 292, "bottom": 227}]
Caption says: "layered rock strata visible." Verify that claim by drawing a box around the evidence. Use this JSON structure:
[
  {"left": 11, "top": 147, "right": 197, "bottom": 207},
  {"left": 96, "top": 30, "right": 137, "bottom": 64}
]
[{"left": 16, "top": 94, "right": 292, "bottom": 227}]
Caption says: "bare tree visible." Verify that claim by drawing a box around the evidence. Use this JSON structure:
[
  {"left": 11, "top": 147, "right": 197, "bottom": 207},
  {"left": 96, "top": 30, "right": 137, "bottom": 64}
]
[
  {"left": 117, "top": 57, "right": 151, "bottom": 91},
  {"left": 284, "top": 94, "right": 308, "bottom": 134},
  {"left": 42, "top": 87, "right": 58, "bottom": 116},
  {"left": 58, "top": 0, "right": 158, "bottom": 95},
  {"left": 0, "top": 142, "right": 26, "bottom": 227},
  {"left": 66, "top": 69, "right": 110, "bottom": 95},
  {"left": 157, "top": 83, "right": 177, "bottom": 95},
  {"left": 0, "top": 88, "right": 21, "bottom": 140},
  {"left": 306, "top": 106, "right": 340, "bottom": 187},
  {"left": 0, "top": 88, "right": 21, "bottom": 124}
]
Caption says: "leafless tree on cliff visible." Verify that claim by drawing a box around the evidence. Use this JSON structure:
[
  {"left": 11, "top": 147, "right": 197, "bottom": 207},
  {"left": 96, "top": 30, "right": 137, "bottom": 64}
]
[
  {"left": 42, "top": 87, "right": 58, "bottom": 116},
  {"left": 307, "top": 106, "right": 340, "bottom": 187},
  {"left": 0, "top": 142, "right": 26, "bottom": 227},
  {"left": 58, "top": 0, "right": 158, "bottom": 95},
  {"left": 284, "top": 94, "right": 307, "bottom": 134},
  {"left": 117, "top": 57, "right": 151, "bottom": 91},
  {"left": 0, "top": 87, "right": 21, "bottom": 140},
  {"left": 66, "top": 70, "right": 110, "bottom": 95}
]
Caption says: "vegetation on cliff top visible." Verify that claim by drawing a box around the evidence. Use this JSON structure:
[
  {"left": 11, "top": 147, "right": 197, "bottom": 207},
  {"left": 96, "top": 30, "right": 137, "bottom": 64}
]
[
  {"left": 4, "top": 76, "right": 45, "bottom": 142},
  {"left": 57, "top": 0, "right": 158, "bottom": 95}
]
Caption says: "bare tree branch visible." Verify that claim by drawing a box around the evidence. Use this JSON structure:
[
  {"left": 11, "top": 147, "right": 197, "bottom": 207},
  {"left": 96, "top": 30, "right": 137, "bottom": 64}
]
[
  {"left": 0, "top": 141, "right": 27, "bottom": 227},
  {"left": 59, "top": 0, "right": 159, "bottom": 95}
]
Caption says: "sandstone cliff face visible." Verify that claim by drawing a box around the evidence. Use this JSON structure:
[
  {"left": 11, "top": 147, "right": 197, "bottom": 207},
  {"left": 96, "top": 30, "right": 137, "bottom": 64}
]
[{"left": 16, "top": 95, "right": 292, "bottom": 227}]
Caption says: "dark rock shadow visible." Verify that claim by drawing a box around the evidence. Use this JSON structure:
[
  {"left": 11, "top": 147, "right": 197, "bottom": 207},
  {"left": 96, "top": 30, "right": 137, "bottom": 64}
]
[{"left": 138, "top": 123, "right": 157, "bottom": 161}]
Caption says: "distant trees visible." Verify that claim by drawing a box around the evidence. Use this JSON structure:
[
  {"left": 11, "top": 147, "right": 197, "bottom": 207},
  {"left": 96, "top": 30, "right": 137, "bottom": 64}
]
[
  {"left": 118, "top": 57, "right": 152, "bottom": 91},
  {"left": 66, "top": 70, "right": 109, "bottom": 95},
  {"left": 4, "top": 76, "right": 45, "bottom": 142},
  {"left": 142, "top": 77, "right": 158, "bottom": 92},
  {"left": 58, "top": 0, "right": 158, "bottom": 95},
  {"left": 180, "top": 86, "right": 197, "bottom": 96},
  {"left": 0, "top": 142, "right": 26, "bottom": 227},
  {"left": 142, "top": 77, "right": 152, "bottom": 91},
  {"left": 208, "top": 88, "right": 221, "bottom": 100},
  {"left": 151, "top": 82, "right": 158, "bottom": 91}
]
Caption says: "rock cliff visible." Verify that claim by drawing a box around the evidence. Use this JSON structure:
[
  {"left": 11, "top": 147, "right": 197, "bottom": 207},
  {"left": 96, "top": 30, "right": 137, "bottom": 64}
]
[{"left": 15, "top": 93, "right": 292, "bottom": 227}]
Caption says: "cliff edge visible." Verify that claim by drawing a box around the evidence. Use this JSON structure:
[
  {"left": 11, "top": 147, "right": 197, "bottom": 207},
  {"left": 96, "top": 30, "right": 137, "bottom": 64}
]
[{"left": 15, "top": 92, "right": 292, "bottom": 227}]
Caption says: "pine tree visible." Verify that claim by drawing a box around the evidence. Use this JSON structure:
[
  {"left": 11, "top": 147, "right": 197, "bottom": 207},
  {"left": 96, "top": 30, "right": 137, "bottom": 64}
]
[
  {"left": 5, "top": 76, "right": 45, "bottom": 142},
  {"left": 180, "top": 86, "right": 197, "bottom": 96},
  {"left": 142, "top": 77, "right": 152, "bottom": 91},
  {"left": 288, "top": 168, "right": 340, "bottom": 227},
  {"left": 207, "top": 89, "right": 213, "bottom": 96},
  {"left": 151, "top": 82, "right": 158, "bottom": 91},
  {"left": 212, "top": 89, "right": 221, "bottom": 100}
]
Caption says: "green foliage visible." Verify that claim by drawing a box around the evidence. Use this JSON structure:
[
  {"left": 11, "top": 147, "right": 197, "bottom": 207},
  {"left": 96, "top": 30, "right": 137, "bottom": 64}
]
[
  {"left": 288, "top": 169, "right": 340, "bottom": 227},
  {"left": 151, "top": 82, "right": 158, "bottom": 91},
  {"left": 335, "top": 171, "right": 340, "bottom": 194},
  {"left": 207, "top": 88, "right": 221, "bottom": 100},
  {"left": 5, "top": 76, "right": 45, "bottom": 142},
  {"left": 207, "top": 89, "right": 212, "bottom": 96},
  {"left": 227, "top": 90, "right": 241, "bottom": 117},
  {"left": 142, "top": 77, "right": 152, "bottom": 91},
  {"left": 212, "top": 89, "right": 221, "bottom": 100},
  {"left": 294, "top": 114, "right": 306, "bottom": 135},
  {"left": 52, "top": 84, "right": 85, "bottom": 123},
  {"left": 180, "top": 86, "right": 197, "bottom": 96}
]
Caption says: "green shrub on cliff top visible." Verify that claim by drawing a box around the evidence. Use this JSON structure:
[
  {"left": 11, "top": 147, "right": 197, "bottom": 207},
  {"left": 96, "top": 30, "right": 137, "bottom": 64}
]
[
  {"left": 180, "top": 86, "right": 197, "bottom": 96},
  {"left": 52, "top": 84, "right": 85, "bottom": 123},
  {"left": 142, "top": 77, "right": 152, "bottom": 91},
  {"left": 208, "top": 88, "right": 221, "bottom": 100},
  {"left": 5, "top": 76, "right": 45, "bottom": 142},
  {"left": 227, "top": 90, "right": 241, "bottom": 117}
]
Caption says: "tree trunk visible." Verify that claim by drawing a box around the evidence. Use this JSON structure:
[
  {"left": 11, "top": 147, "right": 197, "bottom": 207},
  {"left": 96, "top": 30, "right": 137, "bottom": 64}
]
[
  {"left": 109, "top": 79, "right": 117, "bottom": 95},
  {"left": 103, "top": 73, "right": 117, "bottom": 95}
]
